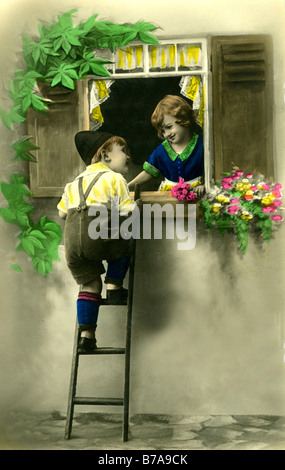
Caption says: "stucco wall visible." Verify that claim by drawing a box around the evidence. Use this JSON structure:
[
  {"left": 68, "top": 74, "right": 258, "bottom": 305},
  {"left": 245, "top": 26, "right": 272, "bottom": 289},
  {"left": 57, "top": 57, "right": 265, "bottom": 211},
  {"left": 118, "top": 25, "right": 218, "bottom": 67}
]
[{"left": 0, "top": 0, "right": 284, "bottom": 420}]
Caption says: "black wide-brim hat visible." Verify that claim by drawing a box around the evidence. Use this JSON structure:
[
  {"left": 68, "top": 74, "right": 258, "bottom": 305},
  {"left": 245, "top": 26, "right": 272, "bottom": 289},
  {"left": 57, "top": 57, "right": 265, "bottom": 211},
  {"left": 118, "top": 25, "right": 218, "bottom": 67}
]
[{"left": 75, "top": 131, "right": 114, "bottom": 165}]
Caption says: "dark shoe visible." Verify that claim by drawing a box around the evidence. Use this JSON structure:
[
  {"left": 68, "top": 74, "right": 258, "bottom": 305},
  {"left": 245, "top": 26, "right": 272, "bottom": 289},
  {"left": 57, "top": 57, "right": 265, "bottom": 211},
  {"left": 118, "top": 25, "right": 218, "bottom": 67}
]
[
  {"left": 107, "top": 287, "right": 128, "bottom": 305},
  {"left": 78, "top": 336, "right": 97, "bottom": 353}
]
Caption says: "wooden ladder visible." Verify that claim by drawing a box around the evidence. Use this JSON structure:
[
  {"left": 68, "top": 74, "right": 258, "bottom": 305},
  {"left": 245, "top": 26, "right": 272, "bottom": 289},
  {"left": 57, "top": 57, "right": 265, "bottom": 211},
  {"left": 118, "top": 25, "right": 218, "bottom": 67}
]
[{"left": 64, "top": 185, "right": 139, "bottom": 442}]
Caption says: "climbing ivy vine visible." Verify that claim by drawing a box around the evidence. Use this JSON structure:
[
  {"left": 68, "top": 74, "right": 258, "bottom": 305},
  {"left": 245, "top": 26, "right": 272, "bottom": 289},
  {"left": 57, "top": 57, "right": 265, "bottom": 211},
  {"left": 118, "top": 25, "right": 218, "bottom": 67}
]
[{"left": 0, "top": 9, "right": 159, "bottom": 276}]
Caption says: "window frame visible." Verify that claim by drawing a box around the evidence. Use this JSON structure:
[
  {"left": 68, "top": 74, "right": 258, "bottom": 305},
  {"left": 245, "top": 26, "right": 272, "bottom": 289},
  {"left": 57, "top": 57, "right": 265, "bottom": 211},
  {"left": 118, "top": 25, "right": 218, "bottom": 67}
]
[{"left": 90, "top": 37, "right": 212, "bottom": 192}]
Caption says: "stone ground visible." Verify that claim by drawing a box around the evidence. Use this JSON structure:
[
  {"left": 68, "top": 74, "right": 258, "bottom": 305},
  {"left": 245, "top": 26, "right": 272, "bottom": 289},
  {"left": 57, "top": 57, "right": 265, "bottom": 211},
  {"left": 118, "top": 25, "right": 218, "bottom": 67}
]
[{"left": 1, "top": 411, "right": 285, "bottom": 450}]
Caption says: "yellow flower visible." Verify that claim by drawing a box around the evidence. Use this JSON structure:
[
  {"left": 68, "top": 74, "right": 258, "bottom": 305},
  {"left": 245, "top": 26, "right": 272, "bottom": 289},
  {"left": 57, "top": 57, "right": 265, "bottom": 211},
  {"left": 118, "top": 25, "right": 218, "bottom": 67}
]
[
  {"left": 160, "top": 184, "right": 173, "bottom": 191},
  {"left": 190, "top": 180, "right": 202, "bottom": 188},
  {"left": 215, "top": 195, "right": 230, "bottom": 204},
  {"left": 210, "top": 203, "right": 222, "bottom": 214},
  {"left": 236, "top": 182, "right": 251, "bottom": 194},
  {"left": 240, "top": 211, "right": 253, "bottom": 221},
  {"left": 261, "top": 196, "right": 274, "bottom": 206}
]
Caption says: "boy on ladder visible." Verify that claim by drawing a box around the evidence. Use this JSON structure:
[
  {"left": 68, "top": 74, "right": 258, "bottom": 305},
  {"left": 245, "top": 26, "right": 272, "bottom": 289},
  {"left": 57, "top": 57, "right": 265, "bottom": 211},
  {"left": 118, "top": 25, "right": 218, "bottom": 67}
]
[{"left": 58, "top": 131, "right": 141, "bottom": 353}]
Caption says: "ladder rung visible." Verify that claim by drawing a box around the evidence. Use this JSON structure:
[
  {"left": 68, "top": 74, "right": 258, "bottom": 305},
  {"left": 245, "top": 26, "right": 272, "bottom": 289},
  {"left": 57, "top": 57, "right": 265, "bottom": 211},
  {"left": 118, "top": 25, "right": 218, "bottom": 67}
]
[
  {"left": 73, "top": 397, "right": 124, "bottom": 406},
  {"left": 100, "top": 298, "right": 127, "bottom": 306},
  {"left": 78, "top": 347, "right": 125, "bottom": 355}
]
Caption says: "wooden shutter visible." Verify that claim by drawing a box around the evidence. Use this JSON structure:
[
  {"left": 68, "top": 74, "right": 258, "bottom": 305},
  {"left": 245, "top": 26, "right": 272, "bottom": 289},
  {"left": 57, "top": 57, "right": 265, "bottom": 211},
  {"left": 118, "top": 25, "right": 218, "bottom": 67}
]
[
  {"left": 211, "top": 35, "right": 274, "bottom": 180},
  {"left": 27, "top": 80, "right": 89, "bottom": 197}
]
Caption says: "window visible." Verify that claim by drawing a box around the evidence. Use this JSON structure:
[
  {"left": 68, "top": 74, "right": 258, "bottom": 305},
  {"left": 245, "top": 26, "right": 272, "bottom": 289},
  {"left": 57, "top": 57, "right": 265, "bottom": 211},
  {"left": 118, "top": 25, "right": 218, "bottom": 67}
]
[
  {"left": 89, "top": 38, "right": 211, "bottom": 191},
  {"left": 27, "top": 35, "right": 273, "bottom": 197}
]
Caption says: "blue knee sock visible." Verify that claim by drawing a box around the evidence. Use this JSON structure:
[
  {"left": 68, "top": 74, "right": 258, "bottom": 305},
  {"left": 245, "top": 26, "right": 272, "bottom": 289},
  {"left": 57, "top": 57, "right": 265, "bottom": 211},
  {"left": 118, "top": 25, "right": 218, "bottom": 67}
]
[{"left": 77, "top": 292, "right": 101, "bottom": 327}]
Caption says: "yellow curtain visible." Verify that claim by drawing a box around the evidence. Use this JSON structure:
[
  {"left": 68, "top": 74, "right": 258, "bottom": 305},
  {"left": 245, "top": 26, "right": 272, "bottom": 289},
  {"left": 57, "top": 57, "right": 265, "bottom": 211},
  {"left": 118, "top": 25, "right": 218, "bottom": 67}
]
[
  {"left": 149, "top": 45, "right": 176, "bottom": 69},
  {"left": 116, "top": 46, "right": 144, "bottom": 71},
  {"left": 89, "top": 79, "right": 114, "bottom": 130},
  {"left": 179, "top": 45, "right": 201, "bottom": 68},
  {"left": 180, "top": 76, "right": 205, "bottom": 127}
]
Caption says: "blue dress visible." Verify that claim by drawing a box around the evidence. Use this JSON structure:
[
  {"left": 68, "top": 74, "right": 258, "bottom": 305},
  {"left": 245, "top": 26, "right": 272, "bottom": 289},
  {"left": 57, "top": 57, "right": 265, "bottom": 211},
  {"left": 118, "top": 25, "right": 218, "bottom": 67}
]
[{"left": 143, "top": 134, "right": 204, "bottom": 183}]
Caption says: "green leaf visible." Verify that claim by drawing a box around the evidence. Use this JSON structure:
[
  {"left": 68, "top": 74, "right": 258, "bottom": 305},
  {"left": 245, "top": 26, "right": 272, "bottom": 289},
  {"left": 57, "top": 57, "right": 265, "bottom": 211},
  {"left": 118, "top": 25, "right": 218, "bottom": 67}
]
[
  {"left": 79, "top": 63, "right": 90, "bottom": 77},
  {"left": 50, "top": 73, "right": 62, "bottom": 87},
  {"left": 121, "top": 32, "right": 138, "bottom": 46},
  {"left": 233, "top": 217, "right": 249, "bottom": 254},
  {"left": 138, "top": 31, "right": 160, "bottom": 45},
  {"left": 258, "top": 217, "right": 272, "bottom": 242},
  {"left": 10, "top": 263, "right": 23, "bottom": 273},
  {"left": 16, "top": 203, "right": 35, "bottom": 215},
  {"left": 65, "top": 32, "right": 82, "bottom": 46},
  {"left": 90, "top": 63, "right": 111, "bottom": 77},
  {"left": 10, "top": 173, "right": 30, "bottom": 185},
  {"left": 9, "top": 105, "right": 27, "bottom": 124},
  {"left": 0, "top": 207, "right": 17, "bottom": 224},
  {"left": 0, "top": 109, "right": 13, "bottom": 129},
  {"left": 31, "top": 93, "right": 48, "bottom": 112},
  {"left": 34, "top": 259, "right": 47, "bottom": 277},
  {"left": 83, "top": 15, "right": 98, "bottom": 33},
  {"left": 61, "top": 74, "right": 75, "bottom": 89},
  {"left": 30, "top": 229, "right": 47, "bottom": 239},
  {"left": 11, "top": 137, "right": 39, "bottom": 162},
  {"left": 15, "top": 211, "right": 30, "bottom": 229},
  {"left": 28, "top": 236, "right": 44, "bottom": 250},
  {"left": 134, "top": 21, "right": 159, "bottom": 32},
  {"left": 21, "top": 238, "right": 35, "bottom": 256}
]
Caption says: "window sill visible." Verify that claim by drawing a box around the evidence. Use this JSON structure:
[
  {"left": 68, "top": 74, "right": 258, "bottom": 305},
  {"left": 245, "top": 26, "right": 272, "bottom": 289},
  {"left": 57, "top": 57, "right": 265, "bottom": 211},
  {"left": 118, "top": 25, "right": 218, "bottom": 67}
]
[{"left": 130, "top": 191, "right": 203, "bottom": 218}]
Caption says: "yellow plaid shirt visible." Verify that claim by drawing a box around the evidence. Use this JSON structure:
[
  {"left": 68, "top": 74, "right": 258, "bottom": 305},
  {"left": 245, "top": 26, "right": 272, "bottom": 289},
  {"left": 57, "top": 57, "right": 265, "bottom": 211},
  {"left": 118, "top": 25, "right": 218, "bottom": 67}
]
[{"left": 57, "top": 162, "right": 136, "bottom": 216}]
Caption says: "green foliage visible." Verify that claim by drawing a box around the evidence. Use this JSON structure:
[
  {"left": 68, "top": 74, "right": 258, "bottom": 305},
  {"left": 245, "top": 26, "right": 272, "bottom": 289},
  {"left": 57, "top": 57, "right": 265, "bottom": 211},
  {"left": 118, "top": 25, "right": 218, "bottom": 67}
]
[
  {"left": 10, "top": 263, "right": 23, "bottom": 273},
  {"left": 233, "top": 216, "right": 249, "bottom": 254},
  {"left": 0, "top": 173, "right": 62, "bottom": 276},
  {"left": 18, "top": 10, "right": 159, "bottom": 91},
  {"left": 0, "top": 10, "right": 159, "bottom": 276},
  {"left": 1, "top": 10, "right": 159, "bottom": 122},
  {"left": 200, "top": 200, "right": 232, "bottom": 235},
  {"left": 11, "top": 136, "right": 39, "bottom": 162},
  {"left": 16, "top": 216, "right": 62, "bottom": 277}
]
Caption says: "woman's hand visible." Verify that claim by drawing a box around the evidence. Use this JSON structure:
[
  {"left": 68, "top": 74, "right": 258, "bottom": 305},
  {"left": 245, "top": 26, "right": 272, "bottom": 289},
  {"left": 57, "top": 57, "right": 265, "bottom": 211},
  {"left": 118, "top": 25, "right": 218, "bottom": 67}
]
[{"left": 192, "top": 184, "right": 205, "bottom": 197}]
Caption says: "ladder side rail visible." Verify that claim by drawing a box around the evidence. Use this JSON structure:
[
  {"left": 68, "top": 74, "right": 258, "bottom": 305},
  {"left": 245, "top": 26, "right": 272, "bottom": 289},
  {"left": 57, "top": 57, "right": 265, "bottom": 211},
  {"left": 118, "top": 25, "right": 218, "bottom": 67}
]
[
  {"left": 123, "top": 183, "right": 140, "bottom": 442},
  {"left": 64, "top": 321, "right": 80, "bottom": 439}
]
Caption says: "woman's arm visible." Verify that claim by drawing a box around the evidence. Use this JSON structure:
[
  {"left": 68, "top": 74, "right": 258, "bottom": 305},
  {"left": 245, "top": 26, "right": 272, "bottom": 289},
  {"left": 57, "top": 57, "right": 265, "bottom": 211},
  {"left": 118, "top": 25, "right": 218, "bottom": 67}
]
[{"left": 128, "top": 170, "right": 154, "bottom": 190}]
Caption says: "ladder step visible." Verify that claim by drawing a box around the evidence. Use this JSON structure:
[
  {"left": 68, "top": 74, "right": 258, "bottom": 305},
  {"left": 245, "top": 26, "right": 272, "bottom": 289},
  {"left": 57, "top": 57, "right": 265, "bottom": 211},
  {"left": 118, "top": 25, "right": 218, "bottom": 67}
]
[
  {"left": 78, "top": 347, "right": 125, "bottom": 355},
  {"left": 73, "top": 397, "right": 124, "bottom": 406},
  {"left": 100, "top": 298, "right": 127, "bottom": 306}
]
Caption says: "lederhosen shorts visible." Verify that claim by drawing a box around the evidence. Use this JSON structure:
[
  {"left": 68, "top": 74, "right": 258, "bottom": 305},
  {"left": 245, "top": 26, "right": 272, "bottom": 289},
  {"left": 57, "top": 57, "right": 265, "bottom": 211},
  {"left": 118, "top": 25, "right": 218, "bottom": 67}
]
[{"left": 64, "top": 172, "right": 132, "bottom": 285}]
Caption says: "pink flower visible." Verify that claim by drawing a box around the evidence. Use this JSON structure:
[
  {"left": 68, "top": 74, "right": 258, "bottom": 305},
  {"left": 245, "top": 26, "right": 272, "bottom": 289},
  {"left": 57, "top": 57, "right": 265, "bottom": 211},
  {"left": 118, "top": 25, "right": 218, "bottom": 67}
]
[
  {"left": 275, "top": 183, "right": 283, "bottom": 190},
  {"left": 186, "top": 192, "right": 197, "bottom": 202},
  {"left": 231, "top": 198, "right": 240, "bottom": 204},
  {"left": 250, "top": 186, "right": 258, "bottom": 191},
  {"left": 273, "top": 200, "right": 282, "bottom": 207},
  {"left": 246, "top": 173, "right": 253, "bottom": 178},
  {"left": 262, "top": 207, "right": 273, "bottom": 213},
  {"left": 171, "top": 178, "right": 197, "bottom": 202},
  {"left": 235, "top": 171, "right": 244, "bottom": 177},
  {"left": 222, "top": 176, "right": 233, "bottom": 189},
  {"left": 271, "top": 189, "right": 282, "bottom": 198},
  {"left": 227, "top": 205, "right": 239, "bottom": 214},
  {"left": 262, "top": 184, "right": 271, "bottom": 190},
  {"left": 222, "top": 182, "right": 232, "bottom": 189},
  {"left": 271, "top": 215, "right": 284, "bottom": 221}
]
